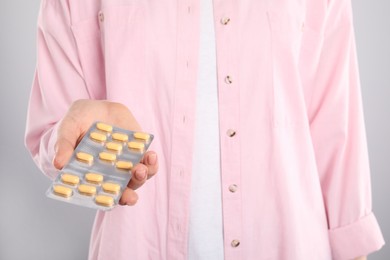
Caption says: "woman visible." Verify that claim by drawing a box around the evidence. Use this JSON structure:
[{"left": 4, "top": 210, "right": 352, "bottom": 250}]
[{"left": 25, "top": 0, "right": 384, "bottom": 259}]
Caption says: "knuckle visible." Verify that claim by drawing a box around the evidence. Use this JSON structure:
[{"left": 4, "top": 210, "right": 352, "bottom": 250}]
[
  {"left": 148, "top": 166, "right": 157, "bottom": 175},
  {"left": 109, "top": 102, "right": 130, "bottom": 113},
  {"left": 135, "top": 177, "right": 146, "bottom": 187},
  {"left": 70, "top": 99, "right": 87, "bottom": 109},
  {"left": 151, "top": 163, "right": 159, "bottom": 172},
  {"left": 127, "top": 194, "right": 138, "bottom": 205},
  {"left": 129, "top": 178, "right": 143, "bottom": 190}
]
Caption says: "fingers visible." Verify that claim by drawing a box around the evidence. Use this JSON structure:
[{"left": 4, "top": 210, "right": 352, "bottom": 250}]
[
  {"left": 126, "top": 152, "right": 159, "bottom": 190},
  {"left": 119, "top": 152, "right": 159, "bottom": 206},
  {"left": 127, "top": 163, "right": 148, "bottom": 190},
  {"left": 141, "top": 151, "right": 159, "bottom": 179},
  {"left": 119, "top": 188, "right": 139, "bottom": 206}
]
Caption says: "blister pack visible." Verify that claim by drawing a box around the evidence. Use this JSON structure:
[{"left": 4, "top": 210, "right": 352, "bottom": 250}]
[{"left": 46, "top": 122, "right": 154, "bottom": 211}]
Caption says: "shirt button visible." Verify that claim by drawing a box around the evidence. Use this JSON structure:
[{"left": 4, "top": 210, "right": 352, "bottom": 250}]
[
  {"left": 221, "top": 17, "right": 231, "bottom": 25},
  {"left": 229, "top": 184, "right": 238, "bottom": 193},
  {"left": 225, "top": 75, "right": 233, "bottom": 84},
  {"left": 98, "top": 12, "right": 104, "bottom": 22},
  {"left": 231, "top": 239, "right": 240, "bottom": 247},
  {"left": 226, "top": 129, "right": 236, "bottom": 137}
]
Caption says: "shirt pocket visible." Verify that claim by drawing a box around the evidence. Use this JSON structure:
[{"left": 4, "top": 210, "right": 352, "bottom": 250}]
[
  {"left": 265, "top": 1, "right": 307, "bottom": 126},
  {"left": 98, "top": 2, "right": 145, "bottom": 51},
  {"left": 97, "top": 2, "right": 146, "bottom": 95},
  {"left": 266, "top": 0, "right": 305, "bottom": 59},
  {"left": 71, "top": 17, "right": 106, "bottom": 99}
]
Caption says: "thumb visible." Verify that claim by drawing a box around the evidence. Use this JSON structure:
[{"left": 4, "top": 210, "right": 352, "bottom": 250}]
[
  {"left": 53, "top": 118, "right": 83, "bottom": 170},
  {"left": 53, "top": 138, "right": 75, "bottom": 170}
]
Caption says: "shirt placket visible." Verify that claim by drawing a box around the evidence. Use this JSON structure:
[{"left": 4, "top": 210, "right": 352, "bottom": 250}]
[
  {"left": 213, "top": 0, "right": 243, "bottom": 259},
  {"left": 167, "top": 0, "right": 201, "bottom": 259}
]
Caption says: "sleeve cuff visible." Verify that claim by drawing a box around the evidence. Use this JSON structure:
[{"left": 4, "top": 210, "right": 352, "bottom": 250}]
[{"left": 329, "top": 212, "right": 385, "bottom": 260}]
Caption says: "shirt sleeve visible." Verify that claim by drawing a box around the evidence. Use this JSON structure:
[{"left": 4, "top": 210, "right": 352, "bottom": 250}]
[
  {"left": 25, "top": 0, "right": 103, "bottom": 179},
  {"left": 300, "top": 0, "right": 385, "bottom": 259}
]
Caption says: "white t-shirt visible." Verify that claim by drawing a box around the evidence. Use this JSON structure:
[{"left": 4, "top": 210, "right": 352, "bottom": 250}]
[{"left": 188, "top": 0, "right": 224, "bottom": 259}]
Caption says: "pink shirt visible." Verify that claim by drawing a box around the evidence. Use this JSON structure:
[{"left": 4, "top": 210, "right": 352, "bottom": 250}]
[{"left": 25, "top": 0, "right": 385, "bottom": 259}]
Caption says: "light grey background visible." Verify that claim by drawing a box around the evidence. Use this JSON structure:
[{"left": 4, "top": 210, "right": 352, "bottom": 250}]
[{"left": 0, "top": 0, "right": 388, "bottom": 259}]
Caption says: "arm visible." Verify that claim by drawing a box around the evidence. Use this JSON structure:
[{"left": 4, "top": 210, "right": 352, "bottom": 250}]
[
  {"left": 25, "top": 0, "right": 92, "bottom": 178},
  {"left": 299, "top": 0, "right": 385, "bottom": 259},
  {"left": 25, "top": 0, "right": 157, "bottom": 205}
]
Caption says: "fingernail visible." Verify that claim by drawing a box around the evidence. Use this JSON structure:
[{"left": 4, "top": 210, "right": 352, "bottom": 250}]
[
  {"left": 135, "top": 169, "right": 146, "bottom": 181},
  {"left": 147, "top": 153, "right": 157, "bottom": 165}
]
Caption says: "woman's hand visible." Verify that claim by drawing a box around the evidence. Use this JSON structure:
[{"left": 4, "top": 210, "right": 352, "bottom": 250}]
[{"left": 52, "top": 99, "right": 158, "bottom": 206}]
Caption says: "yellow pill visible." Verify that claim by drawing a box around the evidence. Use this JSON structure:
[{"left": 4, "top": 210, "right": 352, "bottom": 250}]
[
  {"left": 99, "top": 152, "right": 116, "bottom": 162},
  {"left": 85, "top": 173, "right": 104, "bottom": 184},
  {"left": 106, "top": 142, "right": 123, "bottom": 153},
  {"left": 95, "top": 195, "right": 114, "bottom": 207},
  {"left": 134, "top": 132, "right": 150, "bottom": 142},
  {"left": 96, "top": 122, "right": 113, "bottom": 133},
  {"left": 116, "top": 160, "right": 133, "bottom": 170},
  {"left": 112, "top": 132, "right": 128, "bottom": 142},
  {"left": 61, "top": 174, "right": 80, "bottom": 186},
  {"left": 53, "top": 185, "right": 72, "bottom": 198},
  {"left": 90, "top": 132, "right": 107, "bottom": 142},
  {"left": 102, "top": 182, "right": 121, "bottom": 195},
  {"left": 76, "top": 152, "right": 94, "bottom": 164},
  {"left": 128, "top": 141, "right": 145, "bottom": 151},
  {"left": 78, "top": 184, "right": 97, "bottom": 196}
]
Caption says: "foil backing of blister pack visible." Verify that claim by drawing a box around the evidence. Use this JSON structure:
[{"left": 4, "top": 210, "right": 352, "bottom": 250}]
[{"left": 46, "top": 122, "right": 154, "bottom": 211}]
